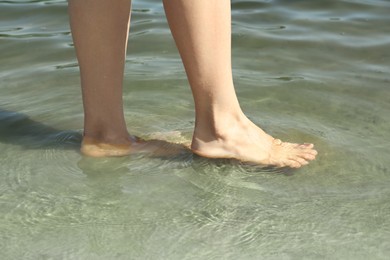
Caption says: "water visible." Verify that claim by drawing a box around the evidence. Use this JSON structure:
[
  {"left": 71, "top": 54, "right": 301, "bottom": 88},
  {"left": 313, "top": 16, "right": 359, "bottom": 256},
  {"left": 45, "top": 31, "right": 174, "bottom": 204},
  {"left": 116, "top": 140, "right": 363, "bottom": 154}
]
[{"left": 1, "top": 0, "right": 390, "bottom": 259}]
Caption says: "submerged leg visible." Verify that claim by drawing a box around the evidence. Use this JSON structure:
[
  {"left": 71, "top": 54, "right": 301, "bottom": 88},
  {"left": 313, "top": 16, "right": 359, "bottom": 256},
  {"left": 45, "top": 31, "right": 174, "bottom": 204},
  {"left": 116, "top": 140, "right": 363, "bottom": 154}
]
[
  {"left": 68, "top": 0, "right": 135, "bottom": 157},
  {"left": 163, "top": 0, "right": 317, "bottom": 167}
]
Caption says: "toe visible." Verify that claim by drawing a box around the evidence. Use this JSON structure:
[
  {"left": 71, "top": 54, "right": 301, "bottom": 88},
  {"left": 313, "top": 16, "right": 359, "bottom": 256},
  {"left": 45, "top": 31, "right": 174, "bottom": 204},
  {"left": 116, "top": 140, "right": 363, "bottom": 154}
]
[
  {"left": 285, "top": 159, "right": 302, "bottom": 168},
  {"left": 300, "top": 143, "right": 314, "bottom": 149},
  {"left": 302, "top": 153, "right": 316, "bottom": 161},
  {"left": 293, "top": 157, "right": 309, "bottom": 166},
  {"left": 273, "top": 139, "right": 283, "bottom": 145},
  {"left": 298, "top": 145, "right": 317, "bottom": 157}
]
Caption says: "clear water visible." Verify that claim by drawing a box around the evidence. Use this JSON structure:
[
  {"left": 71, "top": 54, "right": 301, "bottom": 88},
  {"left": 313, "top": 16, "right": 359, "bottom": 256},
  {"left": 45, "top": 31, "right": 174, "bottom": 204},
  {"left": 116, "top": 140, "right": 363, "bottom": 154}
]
[{"left": 1, "top": 0, "right": 390, "bottom": 259}]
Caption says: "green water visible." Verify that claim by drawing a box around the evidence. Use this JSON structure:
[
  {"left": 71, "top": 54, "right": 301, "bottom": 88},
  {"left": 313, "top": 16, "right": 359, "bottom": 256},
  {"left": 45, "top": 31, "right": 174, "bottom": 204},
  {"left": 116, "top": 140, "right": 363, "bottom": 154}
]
[{"left": 1, "top": 0, "right": 390, "bottom": 259}]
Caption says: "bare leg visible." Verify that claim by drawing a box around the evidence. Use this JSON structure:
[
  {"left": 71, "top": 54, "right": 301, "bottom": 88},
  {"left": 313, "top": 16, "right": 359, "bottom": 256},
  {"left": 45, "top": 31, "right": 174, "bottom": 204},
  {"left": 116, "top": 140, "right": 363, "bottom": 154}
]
[
  {"left": 68, "top": 0, "right": 136, "bottom": 157},
  {"left": 163, "top": 0, "right": 317, "bottom": 168}
]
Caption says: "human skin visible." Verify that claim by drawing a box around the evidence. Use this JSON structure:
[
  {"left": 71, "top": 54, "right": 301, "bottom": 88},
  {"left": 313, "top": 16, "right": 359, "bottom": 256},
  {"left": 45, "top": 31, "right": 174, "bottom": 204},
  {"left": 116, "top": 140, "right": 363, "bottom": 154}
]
[{"left": 68, "top": 0, "right": 317, "bottom": 168}]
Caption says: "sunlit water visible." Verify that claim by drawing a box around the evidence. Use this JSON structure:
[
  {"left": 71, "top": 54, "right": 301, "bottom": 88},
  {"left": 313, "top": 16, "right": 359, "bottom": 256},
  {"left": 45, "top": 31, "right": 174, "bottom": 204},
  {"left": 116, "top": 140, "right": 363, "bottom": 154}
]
[{"left": 1, "top": 0, "right": 390, "bottom": 259}]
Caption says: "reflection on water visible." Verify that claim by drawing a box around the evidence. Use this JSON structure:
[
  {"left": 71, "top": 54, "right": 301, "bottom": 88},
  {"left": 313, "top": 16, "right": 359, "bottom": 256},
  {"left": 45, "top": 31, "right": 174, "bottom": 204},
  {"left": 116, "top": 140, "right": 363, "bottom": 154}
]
[{"left": 1, "top": 0, "right": 390, "bottom": 259}]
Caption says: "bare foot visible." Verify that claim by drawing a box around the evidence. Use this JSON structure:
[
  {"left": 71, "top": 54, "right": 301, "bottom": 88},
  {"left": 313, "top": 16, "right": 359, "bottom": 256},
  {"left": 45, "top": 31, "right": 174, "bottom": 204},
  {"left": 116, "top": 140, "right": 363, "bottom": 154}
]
[
  {"left": 80, "top": 135, "right": 140, "bottom": 157},
  {"left": 191, "top": 116, "right": 318, "bottom": 168},
  {"left": 80, "top": 134, "right": 190, "bottom": 158}
]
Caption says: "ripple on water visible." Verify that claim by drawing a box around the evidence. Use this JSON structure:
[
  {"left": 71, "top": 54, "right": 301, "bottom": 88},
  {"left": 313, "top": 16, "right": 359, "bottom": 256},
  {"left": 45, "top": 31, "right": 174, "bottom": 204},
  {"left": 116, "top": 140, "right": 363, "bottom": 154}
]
[
  {"left": 184, "top": 156, "right": 289, "bottom": 194},
  {"left": 1, "top": 154, "right": 32, "bottom": 196},
  {"left": 38, "top": 130, "right": 83, "bottom": 176},
  {"left": 1, "top": 0, "right": 390, "bottom": 258}
]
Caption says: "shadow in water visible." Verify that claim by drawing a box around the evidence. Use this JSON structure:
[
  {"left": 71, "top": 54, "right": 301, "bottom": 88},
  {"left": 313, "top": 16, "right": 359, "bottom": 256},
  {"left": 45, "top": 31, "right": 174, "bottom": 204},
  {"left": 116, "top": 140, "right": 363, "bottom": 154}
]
[
  {"left": 0, "top": 108, "right": 82, "bottom": 150},
  {"left": 0, "top": 108, "right": 192, "bottom": 158}
]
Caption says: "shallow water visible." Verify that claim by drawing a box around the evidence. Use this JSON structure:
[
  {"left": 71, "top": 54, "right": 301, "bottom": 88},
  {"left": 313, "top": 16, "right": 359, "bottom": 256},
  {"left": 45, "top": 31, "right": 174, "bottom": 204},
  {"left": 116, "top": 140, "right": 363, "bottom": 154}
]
[{"left": 1, "top": 0, "right": 390, "bottom": 259}]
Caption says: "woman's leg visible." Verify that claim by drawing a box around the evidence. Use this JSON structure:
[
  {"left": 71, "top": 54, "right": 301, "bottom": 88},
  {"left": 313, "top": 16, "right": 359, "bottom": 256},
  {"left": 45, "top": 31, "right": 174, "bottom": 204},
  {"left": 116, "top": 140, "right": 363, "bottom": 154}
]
[
  {"left": 163, "top": 0, "right": 317, "bottom": 167},
  {"left": 68, "top": 0, "right": 135, "bottom": 157}
]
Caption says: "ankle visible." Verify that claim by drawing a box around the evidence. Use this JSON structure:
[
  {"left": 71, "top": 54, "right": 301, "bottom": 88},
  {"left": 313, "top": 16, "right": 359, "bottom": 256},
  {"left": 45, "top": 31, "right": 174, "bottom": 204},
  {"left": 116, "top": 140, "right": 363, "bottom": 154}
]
[
  {"left": 194, "top": 109, "right": 247, "bottom": 140},
  {"left": 83, "top": 128, "right": 131, "bottom": 145}
]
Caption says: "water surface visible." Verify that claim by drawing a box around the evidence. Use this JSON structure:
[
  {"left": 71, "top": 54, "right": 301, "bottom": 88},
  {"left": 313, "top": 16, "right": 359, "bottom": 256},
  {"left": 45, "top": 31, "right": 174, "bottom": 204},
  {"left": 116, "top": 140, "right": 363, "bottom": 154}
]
[{"left": 1, "top": 0, "right": 390, "bottom": 259}]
